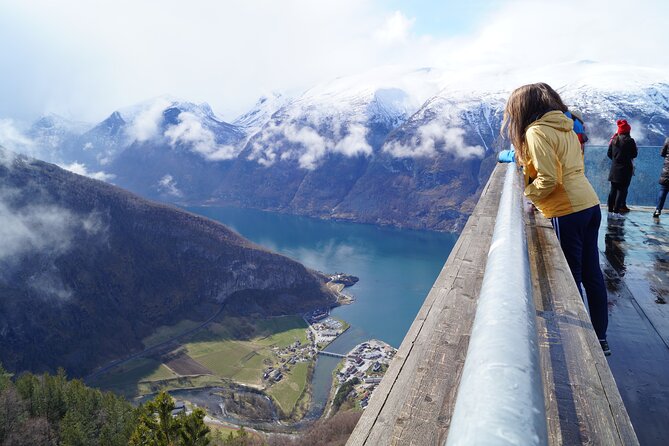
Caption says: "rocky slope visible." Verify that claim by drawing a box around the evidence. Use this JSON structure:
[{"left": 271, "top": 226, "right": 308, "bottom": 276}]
[{"left": 0, "top": 148, "right": 333, "bottom": 376}]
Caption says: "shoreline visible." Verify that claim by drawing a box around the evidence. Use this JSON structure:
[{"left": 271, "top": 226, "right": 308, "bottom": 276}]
[
  {"left": 326, "top": 280, "right": 356, "bottom": 305},
  {"left": 323, "top": 339, "right": 397, "bottom": 416},
  {"left": 103, "top": 273, "right": 364, "bottom": 433}
]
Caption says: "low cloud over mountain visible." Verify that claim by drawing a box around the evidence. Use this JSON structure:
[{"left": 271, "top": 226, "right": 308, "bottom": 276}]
[
  {"left": 0, "top": 148, "right": 333, "bottom": 375},
  {"left": 3, "top": 62, "right": 669, "bottom": 231}
]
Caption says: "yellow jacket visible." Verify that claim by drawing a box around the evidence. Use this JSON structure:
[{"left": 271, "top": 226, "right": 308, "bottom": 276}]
[{"left": 521, "top": 111, "right": 600, "bottom": 218}]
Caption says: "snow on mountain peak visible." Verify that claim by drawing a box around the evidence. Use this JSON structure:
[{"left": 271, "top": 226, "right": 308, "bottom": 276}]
[
  {"left": 291, "top": 65, "right": 445, "bottom": 120},
  {"left": 233, "top": 92, "right": 287, "bottom": 131},
  {"left": 124, "top": 96, "right": 174, "bottom": 142},
  {"left": 30, "top": 113, "right": 92, "bottom": 135}
]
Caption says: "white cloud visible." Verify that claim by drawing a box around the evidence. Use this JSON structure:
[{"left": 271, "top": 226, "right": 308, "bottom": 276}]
[
  {"left": 286, "top": 125, "right": 329, "bottom": 170},
  {"left": 29, "top": 266, "right": 73, "bottom": 301},
  {"left": 0, "top": 0, "right": 667, "bottom": 123},
  {"left": 383, "top": 121, "right": 485, "bottom": 159},
  {"left": 249, "top": 120, "right": 373, "bottom": 170},
  {"left": 0, "top": 119, "right": 34, "bottom": 153},
  {"left": 374, "top": 11, "right": 415, "bottom": 44},
  {"left": 0, "top": 147, "right": 17, "bottom": 168},
  {"left": 126, "top": 97, "right": 172, "bottom": 142},
  {"left": 628, "top": 119, "right": 649, "bottom": 144},
  {"left": 0, "top": 194, "right": 74, "bottom": 262},
  {"left": 334, "top": 124, "right": 373, "bottom": 157},
  {"left": 0, "top": 187, "right": 107, "bottom": 299},
  {"left": 164, "top": 111, "right": 239, "bottom": 161},
  {"left": 157, "top": 174, "right": 183, "bottom": 197},
  {"left": 59, "top": 161, "right": 116, "bottom": 182},
  {"left": 426, "top": 0, "right": 669, "bottom": 73}
]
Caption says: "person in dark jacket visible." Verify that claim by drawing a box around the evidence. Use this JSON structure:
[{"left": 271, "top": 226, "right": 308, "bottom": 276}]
[
  {"left": 653, "top": 137, "right": 669, "bottom": 218},
  {"left": 607, "top": 119, "right": 638, "bottom": 217}
]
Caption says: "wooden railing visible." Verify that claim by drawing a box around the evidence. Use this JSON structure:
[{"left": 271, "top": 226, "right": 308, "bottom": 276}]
[{"left": 346, "top": 163, "right": 638, "bottom": 446}]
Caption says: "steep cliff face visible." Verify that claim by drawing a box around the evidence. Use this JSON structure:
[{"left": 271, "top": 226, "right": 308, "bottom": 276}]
[{"left": 0, "top": 149, "right": 333, "bottom": 376}]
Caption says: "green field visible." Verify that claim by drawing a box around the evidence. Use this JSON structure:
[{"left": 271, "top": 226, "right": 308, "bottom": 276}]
[
  {"left": 267, "top": 362, "right": 309, "bottom": 416},
  {"left": 93, "top": 315, "right": 313, "bottom": 414},
  {"left": 185, "top": 339, "right": 271, "bottom": 386},
  {"left": 254, "top": 316, "right": 309, "bottom": 348},
  {"left": 89, "top": 358, "right": 177, "bottom": 397}
]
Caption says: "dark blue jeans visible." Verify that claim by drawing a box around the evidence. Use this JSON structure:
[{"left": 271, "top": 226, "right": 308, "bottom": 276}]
[
  {"left": 657, "top": 185, "right": 669, "bottom": 211},
  {"left": 551, "top": 205, "right": 608, "bottom": 340}
]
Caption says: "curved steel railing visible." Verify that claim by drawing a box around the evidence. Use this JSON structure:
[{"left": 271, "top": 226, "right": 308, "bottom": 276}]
[{"left": 445, "top": 162, "right": 548, "bottom": 446}]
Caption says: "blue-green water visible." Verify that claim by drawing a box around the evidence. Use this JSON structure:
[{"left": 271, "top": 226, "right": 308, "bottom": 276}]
[
  {"left": 584, "top": 145, "right": 664, "bottom": 206},
  {"left": 188, "top": 206, "right": 458, "bottom": 349},
  {"left": 186, "top": 206, "right": 458, "bottom": 417}
]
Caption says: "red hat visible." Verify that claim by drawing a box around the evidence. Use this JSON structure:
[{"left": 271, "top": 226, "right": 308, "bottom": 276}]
[{"left": 616, "top": 119, "right": 631, "bottom": 134}]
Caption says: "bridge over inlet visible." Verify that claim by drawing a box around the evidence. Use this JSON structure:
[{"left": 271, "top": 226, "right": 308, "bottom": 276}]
[
  {"left": 317, "top": 350, "right": 347, "bottom": 359},
  {"left": 347, "top": 163, "right": 669, "bottom": 445}
]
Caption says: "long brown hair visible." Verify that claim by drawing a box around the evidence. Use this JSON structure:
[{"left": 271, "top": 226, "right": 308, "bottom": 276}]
[{"left": 502, "top": 83, "right": 568, "bottom": 162}]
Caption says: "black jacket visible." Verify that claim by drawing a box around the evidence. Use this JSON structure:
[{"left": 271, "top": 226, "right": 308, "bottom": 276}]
[
  {"left": 660, "top": 138, "right": 669, "bottom": 186},
  {"left": 608, "top": 133, "right": 638, "bottom": 185}
]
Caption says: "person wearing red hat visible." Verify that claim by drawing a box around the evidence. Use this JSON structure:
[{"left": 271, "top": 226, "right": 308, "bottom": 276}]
[{"left": 607, "top": 119, "right": 638, "bottom": 218}]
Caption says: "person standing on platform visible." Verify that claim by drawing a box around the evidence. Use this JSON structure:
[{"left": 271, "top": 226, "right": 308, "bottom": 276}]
[
  {"left": 607, "top": 119, "right": 637, "bottom": 217},
  {"left": 502, "top": 82, "right": 611, "bottom": 355},
  {"left": 566, "top": 109, "right": 588, "bottom": 155},
  {"left": 653, "top": 137, "right": 669, "bottom": 218}
]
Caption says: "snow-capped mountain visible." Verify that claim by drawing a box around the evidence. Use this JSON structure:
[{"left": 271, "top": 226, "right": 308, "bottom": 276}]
[
  {"left": 24, "top": 114, "right": 92, "bottom": 162},
  {"left": 234, "top": 92, "right": 288, "bottom": 134},
  {"left": 242, "top": 66, "right": 445, "bottom": 169},
  {"left": 28, "top": 113, "right": 92, "bottom": 147},
  {"left": 3, "top": 62, "right": 669, "bottom": 231}
]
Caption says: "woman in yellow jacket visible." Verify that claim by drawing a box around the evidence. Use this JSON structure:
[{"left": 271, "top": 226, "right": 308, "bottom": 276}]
[{"left": 503, "top": 83, "right": 610, "bottom": 355}]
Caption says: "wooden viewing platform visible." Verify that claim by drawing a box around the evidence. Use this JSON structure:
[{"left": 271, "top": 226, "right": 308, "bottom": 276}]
[{"left": 347, "top": 164, "right": 639, "bottom": 445}]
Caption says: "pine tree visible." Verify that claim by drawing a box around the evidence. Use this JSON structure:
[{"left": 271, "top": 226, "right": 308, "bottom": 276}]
[
  {"left": 179, "top": 408, "right": 210, "bottom": 446},
  {"left": 129, "top": 391, "right": 210, "bottom": 446}
]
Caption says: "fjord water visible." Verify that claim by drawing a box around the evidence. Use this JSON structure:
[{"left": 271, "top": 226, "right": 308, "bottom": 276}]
[
  {"left": 189, "top": 206, "right": 458, "bottom": 348},
  {"left": 187, "top": 206, "right": 458, "bottom": 416}
]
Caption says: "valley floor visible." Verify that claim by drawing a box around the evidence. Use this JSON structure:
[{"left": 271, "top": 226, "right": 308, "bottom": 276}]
[{"left": 89, "top": 314, "right": 316, "bottom": 421}]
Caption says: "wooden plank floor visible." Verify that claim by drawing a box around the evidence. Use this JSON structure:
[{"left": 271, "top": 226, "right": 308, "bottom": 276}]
[
  {"left": 346, "top": 160, "right": 503, "bottom": 445},
  {"left": 347, "top": 164, "right": 638, "bottom": 446},
  {"left": 526, "top": 210, "right": 638, "bottom": 445}
]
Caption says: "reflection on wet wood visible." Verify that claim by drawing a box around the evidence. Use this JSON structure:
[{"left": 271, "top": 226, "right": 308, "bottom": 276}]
[
  {"left": 604, "top": 213, "right": 669, "bottom": 346},
  {"left": 600, "top": 210, "right": 669, "bottom": 446},
  {"left": 347, "top": 164, "right": 638, "bottom": 445}
]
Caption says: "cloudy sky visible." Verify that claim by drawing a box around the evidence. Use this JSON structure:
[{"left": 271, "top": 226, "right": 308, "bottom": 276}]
[{"left": 1, "top": 0, "right": 667, "bottom": 122}]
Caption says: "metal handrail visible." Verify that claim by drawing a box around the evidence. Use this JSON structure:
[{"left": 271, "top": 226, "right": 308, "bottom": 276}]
[{"left": 445, "top": 162, "right": 548, "bottom": 446}]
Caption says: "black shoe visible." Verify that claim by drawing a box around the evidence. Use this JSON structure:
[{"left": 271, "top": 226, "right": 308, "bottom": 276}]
[
  {"left": 619, "top": 206, "right": 631, "bottom": 214},
  {"left": 653, "top": 209, "right": 661, "bottom": 218},
  {"left": 599, "top": 339, "right": 611, "bottom": 356}
]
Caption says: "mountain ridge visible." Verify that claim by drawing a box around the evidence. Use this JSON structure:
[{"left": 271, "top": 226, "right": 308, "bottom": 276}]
[
  {"left": 0, "top": 148, "right": 334, "bottom": 376},
  {"left": 4, "top": 62, "right": 669, "bottom": 231}
]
